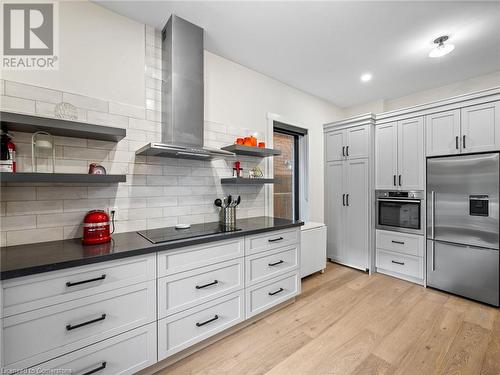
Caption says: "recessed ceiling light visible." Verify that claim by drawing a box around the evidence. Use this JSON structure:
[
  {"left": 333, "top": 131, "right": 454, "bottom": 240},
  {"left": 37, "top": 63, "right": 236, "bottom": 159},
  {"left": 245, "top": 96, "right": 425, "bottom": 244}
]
[
  {"left": 429, "top": 35, "right": 455, "bottom": 58},
  {"left": 360, "top": 73, "right": 372, "bottom": 82}
]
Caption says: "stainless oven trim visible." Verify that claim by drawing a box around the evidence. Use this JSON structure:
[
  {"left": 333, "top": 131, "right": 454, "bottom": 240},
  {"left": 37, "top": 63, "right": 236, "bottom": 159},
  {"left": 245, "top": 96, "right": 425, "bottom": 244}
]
[{"left": 375, "top": 190, "right": 424, "bottom": 235}]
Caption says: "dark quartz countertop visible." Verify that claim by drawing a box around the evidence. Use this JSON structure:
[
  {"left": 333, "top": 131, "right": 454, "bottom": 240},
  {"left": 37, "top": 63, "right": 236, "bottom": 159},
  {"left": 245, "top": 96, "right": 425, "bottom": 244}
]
[{"left": 0, "top": 217, "right": 303, "bottom": 280}]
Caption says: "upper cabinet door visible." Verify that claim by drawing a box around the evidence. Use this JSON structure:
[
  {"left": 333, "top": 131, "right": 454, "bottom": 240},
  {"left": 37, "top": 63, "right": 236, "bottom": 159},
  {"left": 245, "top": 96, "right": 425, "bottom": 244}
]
[
  {"left": 461, "top": 101, "right": 500, "bottom": 154},
  {"left": 425, "top": 110, "right": 461, "bottom": 157},
  {"left": 325, "top": 130, "right": 345, "bottom": 161},
  {"left": 346, "top": 125, "right": 369, "bottom": 159},
  {"left": 398, "top": 117, "right": 424, "bottom": 190},
  {"left": 375, "top": 122, "right": 398, "bottom": 189}
]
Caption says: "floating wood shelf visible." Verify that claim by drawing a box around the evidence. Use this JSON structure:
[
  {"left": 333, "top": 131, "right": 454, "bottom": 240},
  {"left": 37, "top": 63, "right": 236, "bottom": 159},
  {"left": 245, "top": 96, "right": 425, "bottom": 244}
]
[
  {"left": 221, "top": 177, "right": 275, "bottom": 184},
  {"left": 220, "top": 145, "right": 281, "bottom": 157},
  {"left": 0, "top": 173, "right": 126, "bottom": 183},
  {"left": 0, "top": 112, "right": 126, "bottom": 142}
]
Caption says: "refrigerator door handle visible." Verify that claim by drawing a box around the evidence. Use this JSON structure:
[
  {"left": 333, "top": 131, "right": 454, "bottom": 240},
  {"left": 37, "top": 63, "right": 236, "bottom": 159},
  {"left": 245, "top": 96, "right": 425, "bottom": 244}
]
[
  {"left": 431, "top": 191, "right": 435, "bottom": 239},
  {"left": 431, "top": 242, "right": 435, "bottom": 271}
]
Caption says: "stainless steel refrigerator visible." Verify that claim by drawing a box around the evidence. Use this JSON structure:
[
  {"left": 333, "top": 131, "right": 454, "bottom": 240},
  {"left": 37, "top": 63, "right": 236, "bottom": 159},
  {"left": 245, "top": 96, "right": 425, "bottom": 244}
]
[{"left": 427, "top": 152, "right": 499, "bottom": 306}]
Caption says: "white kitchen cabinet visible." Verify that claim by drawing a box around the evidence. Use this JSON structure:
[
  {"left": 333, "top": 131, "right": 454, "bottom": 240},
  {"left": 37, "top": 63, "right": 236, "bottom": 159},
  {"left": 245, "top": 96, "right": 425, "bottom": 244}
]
[
  {"left": 461, "top": 101, "right": 500, "bottom": 154},
  {"left": 375, "top": 122, "right": 398, "bottom": 189},
  {"left": 425, "top": 102, "right": 500, "bottom": 157},
  {"left": 326, "top": 159, "right": 369, "bottom": 271},
  {"left": 300, "top": 222, "right": 326, "bottom": 278},
  {"left": 346, "top": 125, "right": 370, "bottom": 159},
  {"left": 325, "top": 125, "right": 369, "bottom": 162},
  {"left": 398, "top": 117, "right": 424, "bottom": 190},
  {"left": 325, "top": 130, "right": 345, "bottom": 161},
  {"left": 425, "top": 110, "right": 461, "bottom": 157},
  {"left": 344, "top": 159, "right": 369, "bottom": 269},
  {"left": 325, "top": 161, "right": 345, "bottom": 263},
  {"left": 375, "top": 118, "right": 424, "bottom": 190}
]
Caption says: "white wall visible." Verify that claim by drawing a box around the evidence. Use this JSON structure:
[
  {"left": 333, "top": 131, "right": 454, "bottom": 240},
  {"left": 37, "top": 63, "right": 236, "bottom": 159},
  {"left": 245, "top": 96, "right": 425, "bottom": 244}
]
[
  {"left": 1, "top": 1, "right": 145, "bottom": 107},
  {"left": 343, "top": 70, "right": 500, "bottom": 116},
  {"left": 204, "top": 51, "right": 342, "bottom": 222}
]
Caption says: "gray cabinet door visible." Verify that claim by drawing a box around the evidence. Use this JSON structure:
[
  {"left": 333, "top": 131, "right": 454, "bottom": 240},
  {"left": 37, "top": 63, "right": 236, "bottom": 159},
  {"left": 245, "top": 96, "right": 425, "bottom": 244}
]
[
  {"left": 344, "top": 159, "right": 369, "bottom": 270},
  {"left": 326, "top": 161, "right": 345, "bottom": 261}
]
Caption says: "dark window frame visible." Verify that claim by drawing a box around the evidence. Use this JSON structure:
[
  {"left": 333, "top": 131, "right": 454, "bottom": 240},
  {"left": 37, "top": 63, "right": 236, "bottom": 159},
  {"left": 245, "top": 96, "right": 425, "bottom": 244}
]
[{"left": 273, "top": 122, "right": 304, "bottom": 221}]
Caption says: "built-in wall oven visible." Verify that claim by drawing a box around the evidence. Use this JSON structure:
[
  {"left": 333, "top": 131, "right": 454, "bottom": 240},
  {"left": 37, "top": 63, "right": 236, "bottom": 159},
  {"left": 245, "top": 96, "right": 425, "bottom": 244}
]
[{"left": 376, "top": 190, "right": 424, "bottom": 234}]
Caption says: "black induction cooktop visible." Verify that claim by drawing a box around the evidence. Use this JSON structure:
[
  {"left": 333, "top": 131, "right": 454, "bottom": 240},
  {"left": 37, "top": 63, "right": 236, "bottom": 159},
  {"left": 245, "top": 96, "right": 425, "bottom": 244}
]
[{"left": 137, "top": 222, "right": 241, "bottom": 244}]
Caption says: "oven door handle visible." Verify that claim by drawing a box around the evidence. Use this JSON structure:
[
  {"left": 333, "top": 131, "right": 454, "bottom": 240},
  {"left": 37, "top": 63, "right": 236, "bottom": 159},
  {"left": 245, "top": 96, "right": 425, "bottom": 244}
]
[{"left": 376, "top": 199, "right": 421, "bottom": 203}]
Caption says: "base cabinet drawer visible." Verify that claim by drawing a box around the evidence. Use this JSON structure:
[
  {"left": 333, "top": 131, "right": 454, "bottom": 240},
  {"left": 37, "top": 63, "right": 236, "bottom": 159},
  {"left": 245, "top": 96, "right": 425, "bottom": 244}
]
[
  {"left": 3, "top": 281, "right": 156, "bottom": 369},
  {"left": 158, "top": 258, "right": 244, "bottom": 318},
  {"left": 245, "top": 228, "right": 300, "bottom": 255},
  {"left": 376, "top": 230, "right": 424, "bottom": 257},
  {"left": 376, "top": 249, "right": 423, "bottom": 280},
  {"left": 158, "top": 291, "right": 244, "bottom": 360},
  {"left": 245, "top": 271, "right": 300, "bottom": 319},
  {"left": 2, "top": 255, "right": 156, "bottom": 317},
  {"left": 28, "top": 323, "right": 157, "bottom": 375},
  {"left": 245, "top": 245, "right": 299, "bottom": 286},
  {"left": 157, "top": 239, "right": 244, "bottom": 277}
]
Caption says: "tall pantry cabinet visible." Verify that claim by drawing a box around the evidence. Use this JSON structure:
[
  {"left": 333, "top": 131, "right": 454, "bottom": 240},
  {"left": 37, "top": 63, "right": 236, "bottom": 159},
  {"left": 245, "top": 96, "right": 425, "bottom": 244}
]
[{"left": 323, "top": 115, "right": 375, "bottom": 272}]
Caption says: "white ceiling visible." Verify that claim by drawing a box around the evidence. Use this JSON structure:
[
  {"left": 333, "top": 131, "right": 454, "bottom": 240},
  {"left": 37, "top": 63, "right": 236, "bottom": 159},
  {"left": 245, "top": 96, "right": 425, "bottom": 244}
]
[{"left": 96, "top": 1, "right": 500, "bottom": 108}]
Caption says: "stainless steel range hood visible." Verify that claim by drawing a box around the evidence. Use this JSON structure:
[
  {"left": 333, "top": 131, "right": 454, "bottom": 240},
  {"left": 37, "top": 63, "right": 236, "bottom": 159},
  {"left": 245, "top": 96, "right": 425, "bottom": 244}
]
[{"left": 136, "top": 15, "right": 233, "bottom": 160}]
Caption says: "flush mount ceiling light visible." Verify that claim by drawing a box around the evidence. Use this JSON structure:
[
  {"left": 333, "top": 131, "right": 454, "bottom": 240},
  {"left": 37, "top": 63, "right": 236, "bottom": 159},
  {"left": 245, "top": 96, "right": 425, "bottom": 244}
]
[
  {"left": 429, "top": 35, "right": 455, "bottom": 58},
  {"left": 360, "top": 73, "right": 372, "bottom": 82}
]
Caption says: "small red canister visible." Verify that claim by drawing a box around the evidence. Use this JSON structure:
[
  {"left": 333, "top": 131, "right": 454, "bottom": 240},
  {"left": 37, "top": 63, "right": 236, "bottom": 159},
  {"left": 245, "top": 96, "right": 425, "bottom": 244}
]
[{"left": 82, "top": 210, "right": 111, "bottom": 245}]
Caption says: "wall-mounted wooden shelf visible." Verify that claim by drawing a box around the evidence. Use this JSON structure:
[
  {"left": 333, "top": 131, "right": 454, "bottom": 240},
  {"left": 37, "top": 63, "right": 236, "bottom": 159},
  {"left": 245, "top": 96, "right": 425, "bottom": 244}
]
[
  {"left": 0, "top": 173, "right": 126, "bottom": 183},
  {"left": 220, "top": 144, "right": 281, "bottom": 157},
  {"left": 221, "top": 177, "right": 275, "bottom": 185},
  {"left": 0, "top": 112, "right": 126, "bottom": 142}
]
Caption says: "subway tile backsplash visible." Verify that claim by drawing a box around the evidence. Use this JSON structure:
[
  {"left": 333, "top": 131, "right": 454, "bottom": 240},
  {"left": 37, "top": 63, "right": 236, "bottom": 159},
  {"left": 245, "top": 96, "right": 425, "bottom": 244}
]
[{"left": 0, "top": 27, "right": 266, "bottom": 247}]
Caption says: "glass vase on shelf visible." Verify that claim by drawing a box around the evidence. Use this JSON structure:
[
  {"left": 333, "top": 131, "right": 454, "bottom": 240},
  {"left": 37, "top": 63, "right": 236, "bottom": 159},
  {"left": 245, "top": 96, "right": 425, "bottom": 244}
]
[{"left": 32, "top": 131, "right": 55, "bottom": 173}]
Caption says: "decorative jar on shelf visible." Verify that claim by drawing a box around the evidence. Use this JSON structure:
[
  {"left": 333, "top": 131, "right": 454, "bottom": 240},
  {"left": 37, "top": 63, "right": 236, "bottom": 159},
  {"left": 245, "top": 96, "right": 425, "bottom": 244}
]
[{"left": 32, "top": 131, "right": 55, "bottom": 173}]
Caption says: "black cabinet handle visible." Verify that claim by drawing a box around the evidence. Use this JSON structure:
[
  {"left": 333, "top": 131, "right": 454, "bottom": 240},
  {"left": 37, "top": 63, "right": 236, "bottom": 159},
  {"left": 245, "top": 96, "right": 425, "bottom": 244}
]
[
  {"left": 66, "top": 274, "right": 106, "bottom": 287},
  {"left": 393, "top": 175, "right": 396, "bottom": 186},
  {"left": 456, "top": 136, "right": 459, "bottom": 150},
  {"left": 346, "top": 146, "right": 349, "bottom": 156},
  {"left": 391, "top": 240, "right": 405, "bottom": 245},
  {"left": 196, "top": 315, "right": 219, "bottom": 327},
  {"left": 196, "top": 280, "right": 219, "bottom": 289},
  {"left": 342, "top": 193, "right": 345, "bottom": 206},
  {"left": 463, "top": 135, "right": 466, "bottom": 149},
  {"left": 346, "top": 194, "right": 349, "bottom": 206},
  {"left": 391, "top": 260, "right": 405, "bottom": 265},
  {"left": 66, "top": 314, "right": 106, "bottom": 331},
  {"left": 342, "top": 146, "right": 345, "bottom": 157},
  {"left": 81, "top": 362, "right": 107, "bottom": 375},
  {"left": 268, "top": 237, "right": 284, "bottom": 243},
  {"left": 268, "top": 260, "right": 284, "bottom": 267},
  {"left": 398, "top": 175, "right": 402, "bottom": 186},
  {"left": 269, "top": 287, "right": 284, "bottom": 296}
]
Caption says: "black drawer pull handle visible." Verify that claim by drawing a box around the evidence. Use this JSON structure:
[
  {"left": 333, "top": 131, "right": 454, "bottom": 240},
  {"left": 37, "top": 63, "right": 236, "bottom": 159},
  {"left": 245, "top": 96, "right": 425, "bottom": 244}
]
[
  {"left": 196, "top": 280, "right": 219, "bottom": 289},
  {"left": 196, "top": 314, "right": 219, "bottom": 327},
  {"left": 342, "top": 146, "right": 345, "bottom": 157},
  {"left": 463, "top": 135, "right": 466, "bottom": 149},
  {"left": 393, "top": 175, "right": 396, "bottom": 186},
  {"left": 346, "top": 145, "right": 349, "bottom": 156},
  {"left": 268, "top": 260, "right": 284, "bottom": 267},
  {"left": 391, "top": 240, "right": 405, "bottom": 245},
  {"left": 66, "top": 274, "right": 106, "bottom": 287},
  {"left": 81, "top": 361, "right": 107, "bottom": 375},
  {"left": 268, "top": 287, "right": 284, "bottom": 296},
  {"left": 66, "top": 314, "right": 106, "bottom": 331},
  {"left": 455, "top": 136, "right": 459, "bottom": 150},
  {"left": 391, "top": 260, "right": 405, "bottom": 266},
  {"left": 268, "top": 237, "right": 284, "bottom": 243}
]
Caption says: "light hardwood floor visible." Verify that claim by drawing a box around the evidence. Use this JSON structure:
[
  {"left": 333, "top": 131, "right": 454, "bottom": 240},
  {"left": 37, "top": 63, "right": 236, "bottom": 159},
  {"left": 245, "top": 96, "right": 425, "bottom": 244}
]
[{"left": 157, "top": 263, "right": 500, "bottom": 375}]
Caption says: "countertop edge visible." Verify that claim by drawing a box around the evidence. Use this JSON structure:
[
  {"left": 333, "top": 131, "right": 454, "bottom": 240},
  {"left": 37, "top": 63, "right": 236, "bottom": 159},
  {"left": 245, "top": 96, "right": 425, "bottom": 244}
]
[{"left": 1, "top": 219, "right": 303, "bottom": 281}]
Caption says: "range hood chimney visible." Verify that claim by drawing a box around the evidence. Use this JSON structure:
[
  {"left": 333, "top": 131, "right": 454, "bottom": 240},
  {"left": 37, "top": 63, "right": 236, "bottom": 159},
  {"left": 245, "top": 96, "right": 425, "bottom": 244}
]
[{"left": 136, "top": 15, "right": 233, "bottom": 160}]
